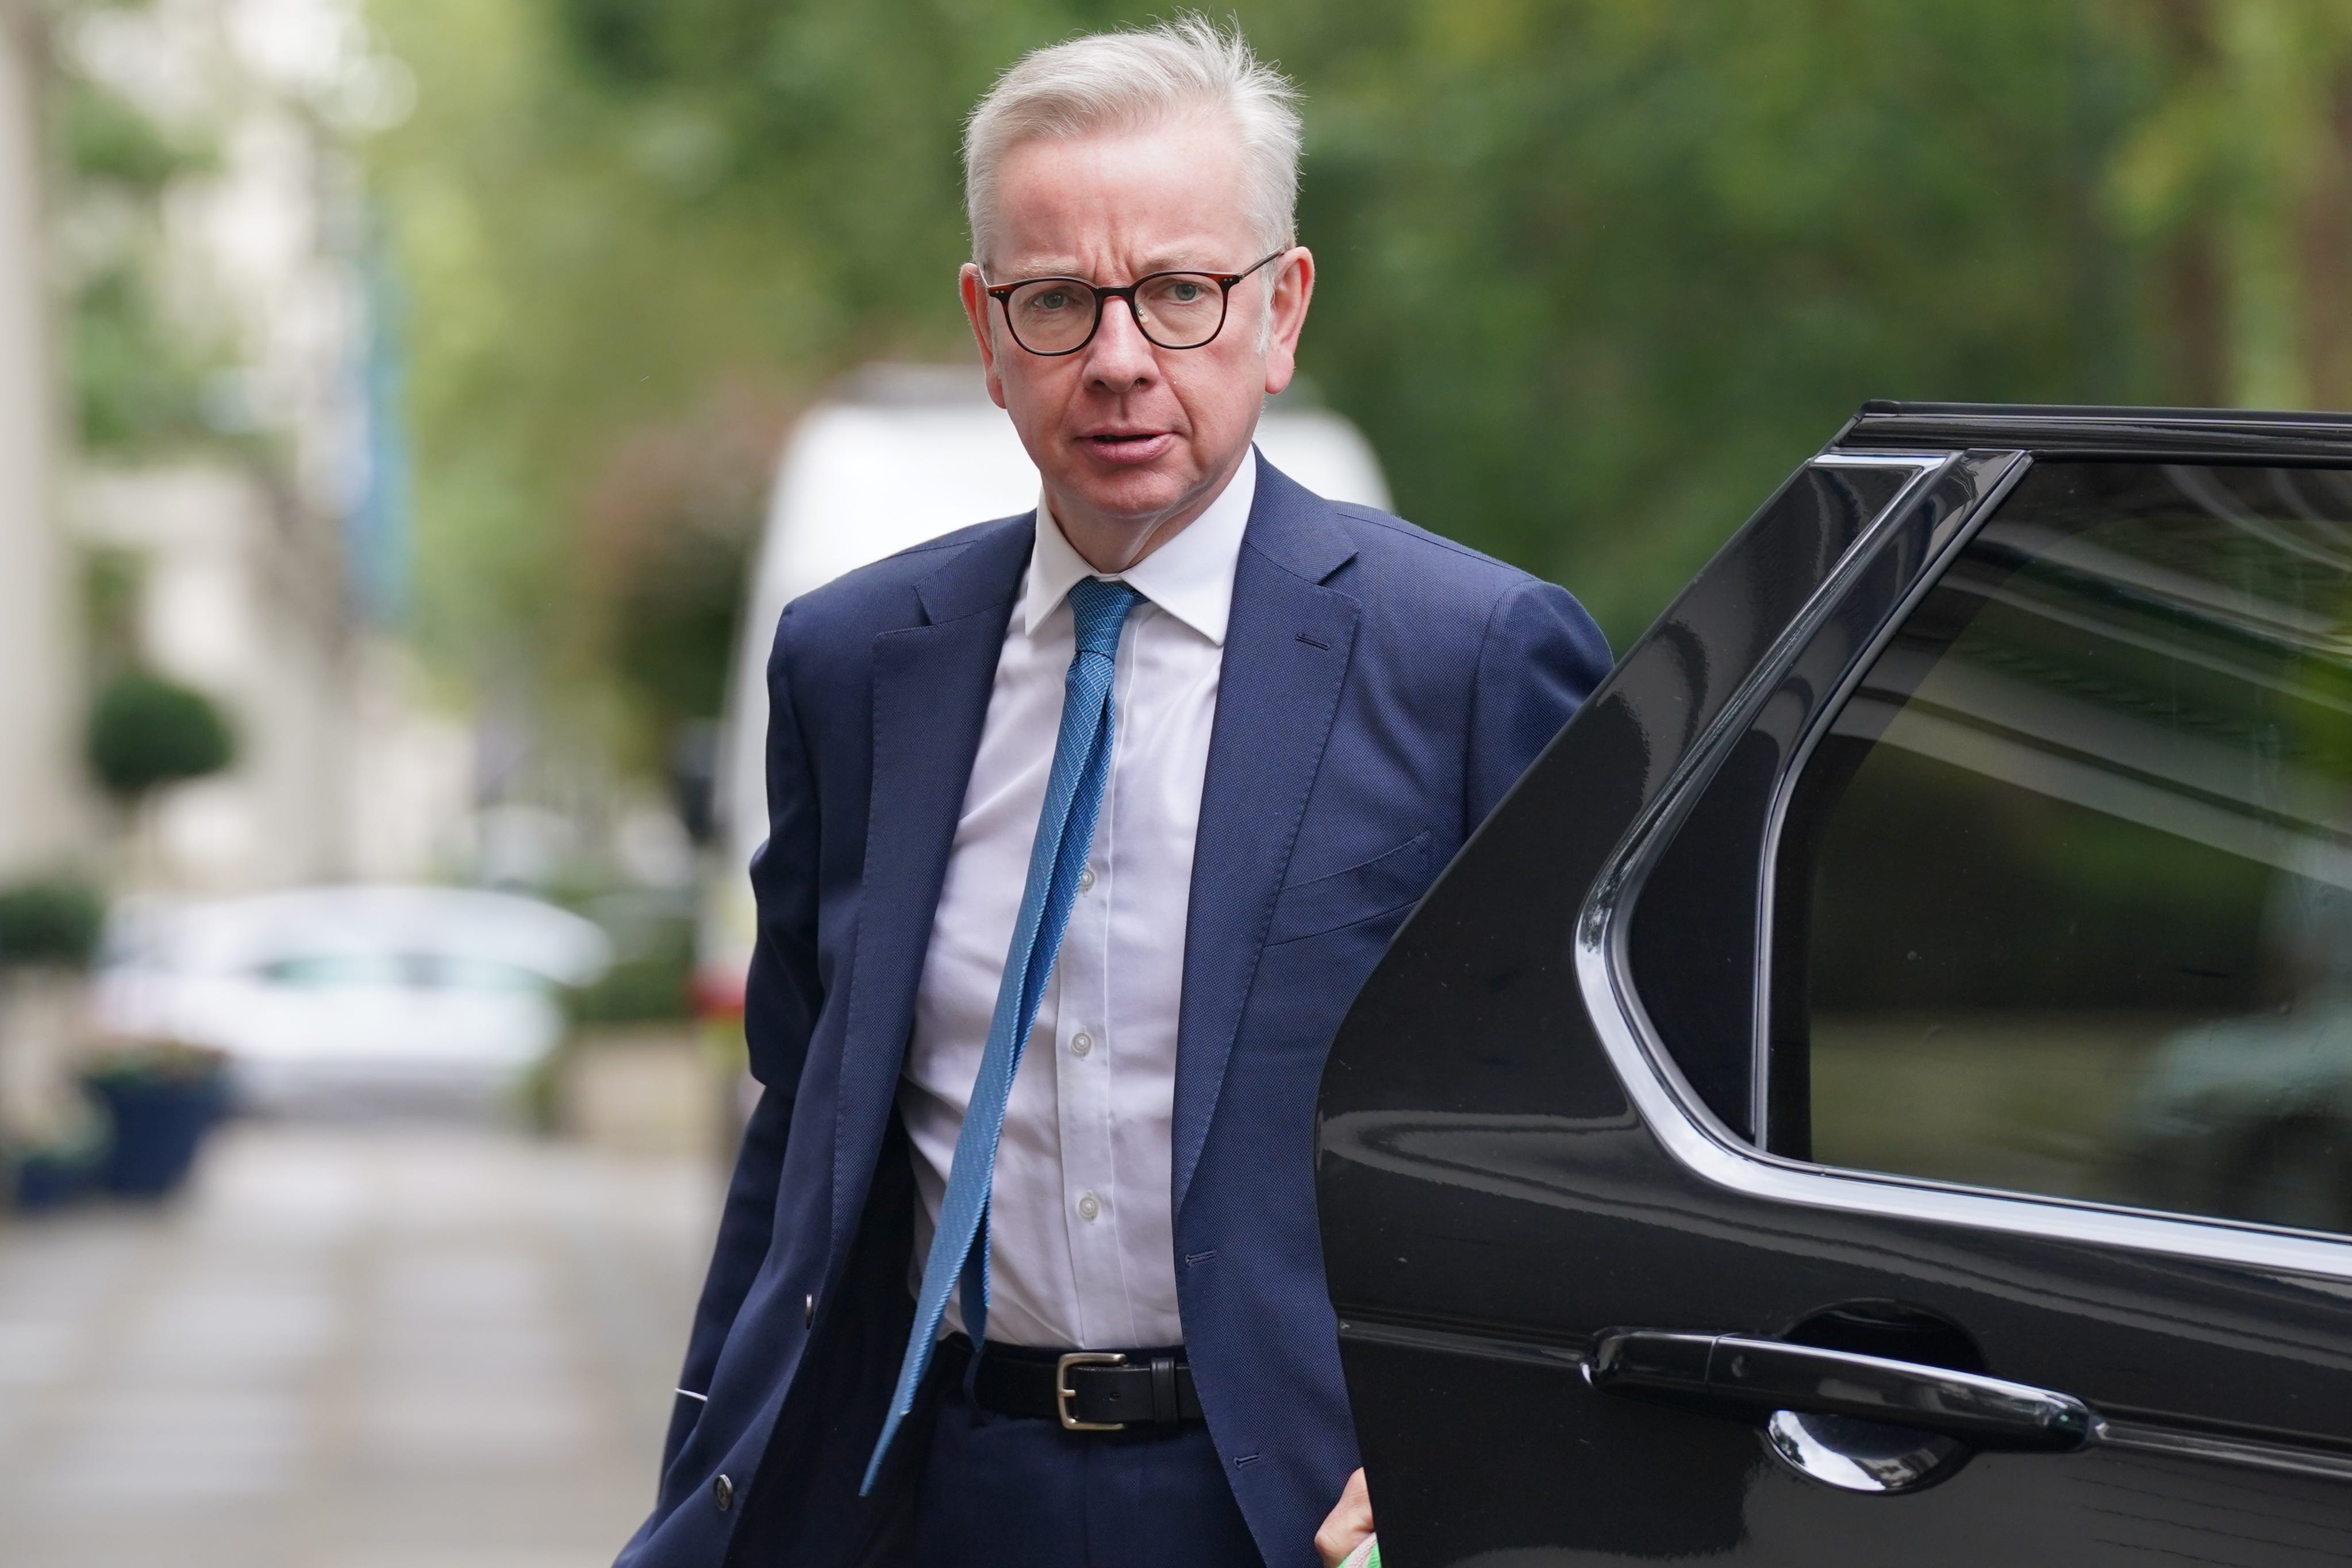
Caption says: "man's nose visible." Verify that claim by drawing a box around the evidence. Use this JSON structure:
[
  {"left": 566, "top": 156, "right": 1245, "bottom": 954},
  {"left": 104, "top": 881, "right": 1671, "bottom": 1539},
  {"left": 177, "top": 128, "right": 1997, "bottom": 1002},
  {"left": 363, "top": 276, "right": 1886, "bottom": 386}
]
[{"left": 1083, "top": 294, "right": 1159, "bottom": 386}]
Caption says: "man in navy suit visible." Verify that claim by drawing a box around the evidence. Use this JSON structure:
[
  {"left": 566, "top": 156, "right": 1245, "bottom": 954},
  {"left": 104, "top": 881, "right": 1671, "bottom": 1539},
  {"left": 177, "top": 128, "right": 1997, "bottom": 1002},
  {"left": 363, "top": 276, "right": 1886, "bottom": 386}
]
[{"left": 618, "top": 18, "right": 1608, "bottom": 1568}]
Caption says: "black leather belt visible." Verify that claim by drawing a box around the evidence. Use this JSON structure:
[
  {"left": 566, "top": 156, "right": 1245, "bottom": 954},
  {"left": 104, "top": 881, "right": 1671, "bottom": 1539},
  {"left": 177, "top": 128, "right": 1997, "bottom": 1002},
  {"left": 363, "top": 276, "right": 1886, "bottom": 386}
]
[{"left": 939, "top": 1334, "right": 1203, "bottom": 1431}]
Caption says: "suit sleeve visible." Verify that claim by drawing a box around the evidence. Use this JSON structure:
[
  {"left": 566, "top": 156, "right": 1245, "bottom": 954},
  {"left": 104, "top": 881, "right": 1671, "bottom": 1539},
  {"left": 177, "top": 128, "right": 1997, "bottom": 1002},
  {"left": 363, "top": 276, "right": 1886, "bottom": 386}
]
[
  {"left": 1465, "top": 577, "right": 1612, "bottom": 832},
  {"left": 662, "top": 601, "right": 825, "bottom": 1472}
]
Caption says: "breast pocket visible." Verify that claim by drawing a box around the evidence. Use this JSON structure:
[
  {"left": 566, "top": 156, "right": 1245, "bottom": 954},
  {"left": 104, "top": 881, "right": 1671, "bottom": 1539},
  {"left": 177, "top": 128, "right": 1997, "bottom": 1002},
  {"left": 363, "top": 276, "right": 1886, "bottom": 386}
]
[{"left": 1266, "top": 831, "right": 1435, "bottom": 947}]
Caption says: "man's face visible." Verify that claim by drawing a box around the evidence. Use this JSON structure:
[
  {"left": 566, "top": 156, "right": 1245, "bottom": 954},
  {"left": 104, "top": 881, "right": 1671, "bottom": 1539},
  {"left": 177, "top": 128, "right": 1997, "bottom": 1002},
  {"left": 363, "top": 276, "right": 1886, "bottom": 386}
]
[{"left": 960, "top": 116, "right": 1313, "bottom": 561}]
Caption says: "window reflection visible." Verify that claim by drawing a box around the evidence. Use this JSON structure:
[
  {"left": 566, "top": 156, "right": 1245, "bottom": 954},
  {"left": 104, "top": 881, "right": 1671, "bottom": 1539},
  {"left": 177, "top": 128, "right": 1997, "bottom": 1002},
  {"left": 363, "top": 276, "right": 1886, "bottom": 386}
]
[{"left": 1781, "top": 462, "right": 2352, "bottom": 1234}]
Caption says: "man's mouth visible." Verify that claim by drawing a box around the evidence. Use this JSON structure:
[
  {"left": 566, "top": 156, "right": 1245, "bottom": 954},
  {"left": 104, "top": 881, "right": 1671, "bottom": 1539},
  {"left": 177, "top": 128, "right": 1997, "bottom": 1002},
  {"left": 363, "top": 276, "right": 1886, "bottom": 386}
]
[{"left": 1079, "top": 430, "right": 1178, "bottom": 465}]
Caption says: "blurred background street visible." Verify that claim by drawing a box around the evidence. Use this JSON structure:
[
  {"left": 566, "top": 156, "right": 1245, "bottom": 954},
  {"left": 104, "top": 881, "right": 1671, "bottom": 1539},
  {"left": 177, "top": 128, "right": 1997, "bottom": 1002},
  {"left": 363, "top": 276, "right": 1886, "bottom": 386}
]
[
  {"left": 0, "top": 0, "right": 2348, "bottom": 1558},
  {"left": 0, "top": 1044, "right": 722, "bottom": 1568}
]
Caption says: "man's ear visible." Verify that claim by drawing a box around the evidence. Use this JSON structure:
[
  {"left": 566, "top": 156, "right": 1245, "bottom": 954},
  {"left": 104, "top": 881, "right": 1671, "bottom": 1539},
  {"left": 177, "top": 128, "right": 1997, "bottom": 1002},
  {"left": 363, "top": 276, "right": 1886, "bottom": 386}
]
[
  {"left": 960, "top": 264, "right": 1009, "bottom": 410},
  {"left": 1262, "top": 247, "right": 1316, "bottom": 397}
]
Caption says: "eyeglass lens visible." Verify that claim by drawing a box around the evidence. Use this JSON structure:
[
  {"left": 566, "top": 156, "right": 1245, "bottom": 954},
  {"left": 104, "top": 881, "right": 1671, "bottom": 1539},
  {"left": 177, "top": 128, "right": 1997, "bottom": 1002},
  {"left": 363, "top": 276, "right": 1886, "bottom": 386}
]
[{"left": 1005, "top": 274, "right": 1228, "bottom": 354}]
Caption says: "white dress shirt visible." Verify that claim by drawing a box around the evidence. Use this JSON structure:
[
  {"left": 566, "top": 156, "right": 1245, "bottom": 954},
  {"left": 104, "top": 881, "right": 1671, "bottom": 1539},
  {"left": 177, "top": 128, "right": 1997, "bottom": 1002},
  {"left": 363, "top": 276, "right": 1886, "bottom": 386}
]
[{"left": 899, "top": 450, "right": 1257, "bottom": 1351}]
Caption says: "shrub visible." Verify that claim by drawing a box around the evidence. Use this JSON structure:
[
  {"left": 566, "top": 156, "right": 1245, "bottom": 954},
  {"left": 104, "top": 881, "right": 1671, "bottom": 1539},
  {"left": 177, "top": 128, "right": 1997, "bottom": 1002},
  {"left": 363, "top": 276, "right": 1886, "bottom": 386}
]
[
  {"left": 87, "top": 671, "right": 235, "bottom": 799},
  {"left": 0, "top": 879, "right": 106, "bottom": 970}
]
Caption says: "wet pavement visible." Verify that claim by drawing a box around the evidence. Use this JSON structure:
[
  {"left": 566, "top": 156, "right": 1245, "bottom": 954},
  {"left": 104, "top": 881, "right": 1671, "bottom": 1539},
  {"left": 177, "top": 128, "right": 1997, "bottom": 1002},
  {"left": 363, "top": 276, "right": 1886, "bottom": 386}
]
[{"left": 0, "top": 1119, "right": 723, "bottom": 1568}]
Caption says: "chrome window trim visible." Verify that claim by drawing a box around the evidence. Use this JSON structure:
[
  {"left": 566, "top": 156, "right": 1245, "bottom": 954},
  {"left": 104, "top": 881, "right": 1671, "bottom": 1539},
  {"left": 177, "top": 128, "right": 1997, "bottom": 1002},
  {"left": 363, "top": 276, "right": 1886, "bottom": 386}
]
[{"left": 1575, "top": 450, "right": 2352, "bottom": 1283}]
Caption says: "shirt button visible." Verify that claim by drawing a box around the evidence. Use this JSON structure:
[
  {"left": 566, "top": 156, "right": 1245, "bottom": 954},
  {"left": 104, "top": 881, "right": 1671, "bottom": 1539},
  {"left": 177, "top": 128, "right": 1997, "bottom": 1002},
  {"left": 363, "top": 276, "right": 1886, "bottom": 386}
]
[
  {"left": 1078, "top": 865, "right": 1096, "bottom": 893},
  {"left": 1070, "top": 1031, "right": 1093, "bottom": 1058},
  {"left": 1077, "top": 1191, "right": 1101, "bottom": 1221}
]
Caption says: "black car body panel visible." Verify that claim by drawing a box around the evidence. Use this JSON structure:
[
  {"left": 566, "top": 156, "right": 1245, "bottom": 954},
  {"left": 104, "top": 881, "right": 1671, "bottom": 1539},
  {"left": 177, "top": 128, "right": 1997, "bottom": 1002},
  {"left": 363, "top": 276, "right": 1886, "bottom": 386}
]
[{"left": 1316, "top": 404, "right": 2352, "bottom": 1565}]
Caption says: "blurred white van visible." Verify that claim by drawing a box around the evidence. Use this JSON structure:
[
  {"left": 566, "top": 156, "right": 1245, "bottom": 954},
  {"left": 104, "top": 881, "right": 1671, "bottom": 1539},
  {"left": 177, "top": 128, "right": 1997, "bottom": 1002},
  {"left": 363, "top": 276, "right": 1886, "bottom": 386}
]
[{"left": 696, "top": 364, "right": 1390, "bottom": 1016}]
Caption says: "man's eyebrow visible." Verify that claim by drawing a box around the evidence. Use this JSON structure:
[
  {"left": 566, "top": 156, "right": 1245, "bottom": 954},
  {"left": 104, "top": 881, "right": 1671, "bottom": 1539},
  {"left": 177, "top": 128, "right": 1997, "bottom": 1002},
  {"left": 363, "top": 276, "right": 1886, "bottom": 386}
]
[
  {"left": 992, "top": 258, "right": 1080, "bottom": 279},
  {"left": 993, "top": 248, "right": 1240, "bottom": 281},
  {"left": 1135, "top": 253, "right": 1228, "bottom": 275}
]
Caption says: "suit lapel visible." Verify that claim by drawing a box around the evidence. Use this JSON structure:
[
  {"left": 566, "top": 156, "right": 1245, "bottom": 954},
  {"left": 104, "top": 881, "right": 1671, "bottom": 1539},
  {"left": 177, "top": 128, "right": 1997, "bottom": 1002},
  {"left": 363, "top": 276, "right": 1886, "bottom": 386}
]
[
  {"left": 1172, "top": 461, "right": 1361, "bottom": 1212},
  {"left": 830, "top": 518, "right": 1031, "bottom": 1257}
]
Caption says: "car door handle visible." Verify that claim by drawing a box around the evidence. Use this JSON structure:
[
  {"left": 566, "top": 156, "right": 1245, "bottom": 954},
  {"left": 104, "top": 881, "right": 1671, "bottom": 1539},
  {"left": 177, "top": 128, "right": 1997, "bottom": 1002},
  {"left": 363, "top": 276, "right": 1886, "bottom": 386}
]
[{"left": 1585, "top": 1329, "right": 2095, "bottom": 1453}]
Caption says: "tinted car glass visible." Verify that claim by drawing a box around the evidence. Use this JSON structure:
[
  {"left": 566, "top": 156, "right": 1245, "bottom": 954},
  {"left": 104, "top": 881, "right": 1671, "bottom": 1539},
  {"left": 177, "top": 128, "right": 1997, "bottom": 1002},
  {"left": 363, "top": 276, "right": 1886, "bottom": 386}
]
[
  {"left": 1773, "top": 461, "right": 2352, "bottom": 1235},
  {"left": 1625, "top": 458, "right": 1926, "bottom": 1139}
]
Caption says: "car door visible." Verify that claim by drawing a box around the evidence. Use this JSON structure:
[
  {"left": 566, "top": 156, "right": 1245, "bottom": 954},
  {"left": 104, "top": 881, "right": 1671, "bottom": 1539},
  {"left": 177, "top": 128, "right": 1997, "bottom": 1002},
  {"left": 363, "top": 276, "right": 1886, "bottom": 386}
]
[{"left": 1317, "top": 404, "right": 2352, "bottom": 1566}]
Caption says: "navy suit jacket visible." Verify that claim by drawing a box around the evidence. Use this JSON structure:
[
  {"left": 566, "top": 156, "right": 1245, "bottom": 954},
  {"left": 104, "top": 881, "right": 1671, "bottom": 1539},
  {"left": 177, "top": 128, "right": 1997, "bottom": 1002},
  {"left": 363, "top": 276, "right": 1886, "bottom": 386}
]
[{"left": 618, "top": 456, "right": 1608, "bottom": 1568}]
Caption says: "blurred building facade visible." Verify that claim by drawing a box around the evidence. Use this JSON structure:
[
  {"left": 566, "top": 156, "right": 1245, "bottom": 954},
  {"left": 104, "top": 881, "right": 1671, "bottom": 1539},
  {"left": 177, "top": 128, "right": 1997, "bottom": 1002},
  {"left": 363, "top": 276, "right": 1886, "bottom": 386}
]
[
  {"left": 0, "top": 3, "right": 86, "bottom": 879},
  {"left": 60, "top": 0, "right": 464, "bottom": 892}
]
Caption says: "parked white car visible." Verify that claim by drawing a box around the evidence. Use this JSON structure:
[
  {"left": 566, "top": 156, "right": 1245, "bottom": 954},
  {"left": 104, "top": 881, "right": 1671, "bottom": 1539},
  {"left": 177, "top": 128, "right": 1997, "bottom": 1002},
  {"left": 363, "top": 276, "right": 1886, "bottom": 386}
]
[{"left": 93, "top": 885, "right": 611, "bottom": 1114}]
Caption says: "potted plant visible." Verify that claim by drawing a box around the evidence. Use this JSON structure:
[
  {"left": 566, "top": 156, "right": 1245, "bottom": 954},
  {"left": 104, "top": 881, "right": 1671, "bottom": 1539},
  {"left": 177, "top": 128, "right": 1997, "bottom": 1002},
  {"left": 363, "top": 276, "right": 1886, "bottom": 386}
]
[
  {"left": 85, "top": 670, "right": 236, "bottom": 801},
  {"left": 80, "top": 1039, "right": 230, "bottom": 1198},
  {"left": 11, "top": 1101, "right": 106, "bottom": 1211},
  {"left": 84, "top": 669, "right": 237, "bottom": 890},
  {"left": 0, "top": 878, "right": 109, "bottom": 1210}
]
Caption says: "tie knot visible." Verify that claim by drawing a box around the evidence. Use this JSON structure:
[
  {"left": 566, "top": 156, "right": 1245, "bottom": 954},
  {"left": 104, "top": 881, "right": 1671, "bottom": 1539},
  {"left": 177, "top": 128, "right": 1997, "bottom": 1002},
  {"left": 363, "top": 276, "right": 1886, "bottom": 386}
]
[{"left": 1066, "top": 578, "right": 1144, "bottom": 658}]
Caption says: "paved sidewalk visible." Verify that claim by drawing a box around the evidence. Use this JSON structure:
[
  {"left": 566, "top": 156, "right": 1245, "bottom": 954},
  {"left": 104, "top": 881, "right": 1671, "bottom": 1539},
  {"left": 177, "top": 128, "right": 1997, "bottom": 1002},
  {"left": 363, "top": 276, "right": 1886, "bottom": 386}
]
[{"left": 0, "top": 1120, "right": 723, "bottom": 1568}]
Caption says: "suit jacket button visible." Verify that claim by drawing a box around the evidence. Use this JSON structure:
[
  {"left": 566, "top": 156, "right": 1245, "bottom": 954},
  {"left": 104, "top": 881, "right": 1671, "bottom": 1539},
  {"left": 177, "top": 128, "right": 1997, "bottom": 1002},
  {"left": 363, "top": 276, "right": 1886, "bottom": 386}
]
[{"left": 713, "top": 1473, "right": 735, "bottom": 1512}]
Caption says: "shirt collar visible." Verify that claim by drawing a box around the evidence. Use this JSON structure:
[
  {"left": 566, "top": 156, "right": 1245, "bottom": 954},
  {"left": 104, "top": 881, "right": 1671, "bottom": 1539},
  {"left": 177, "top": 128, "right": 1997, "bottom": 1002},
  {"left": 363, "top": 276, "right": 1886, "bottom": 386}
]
[{"left": 1017, "top": 447, "right": 1256, "bottom": 647}]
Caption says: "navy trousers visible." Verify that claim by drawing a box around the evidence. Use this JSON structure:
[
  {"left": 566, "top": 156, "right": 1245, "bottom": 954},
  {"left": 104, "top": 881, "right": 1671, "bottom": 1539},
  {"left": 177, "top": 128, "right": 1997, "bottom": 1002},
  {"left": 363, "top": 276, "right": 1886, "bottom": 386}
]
[{"left": 910, "top": 1369, "right": 1266, "bottom": 1568}]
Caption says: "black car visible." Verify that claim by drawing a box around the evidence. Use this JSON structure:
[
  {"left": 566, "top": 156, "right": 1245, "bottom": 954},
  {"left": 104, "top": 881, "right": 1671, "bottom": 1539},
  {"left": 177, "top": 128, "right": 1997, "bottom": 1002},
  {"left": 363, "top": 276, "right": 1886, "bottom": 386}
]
[{"left": 1317, "top": 405, "right": 2352, "bottom": 1565}]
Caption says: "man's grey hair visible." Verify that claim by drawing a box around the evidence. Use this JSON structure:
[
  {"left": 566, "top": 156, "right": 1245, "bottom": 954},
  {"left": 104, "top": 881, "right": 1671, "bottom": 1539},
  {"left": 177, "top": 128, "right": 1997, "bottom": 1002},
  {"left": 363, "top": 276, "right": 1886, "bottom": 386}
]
[{"left": 963, "top": 16, "right": 1302, "bottom": 271}]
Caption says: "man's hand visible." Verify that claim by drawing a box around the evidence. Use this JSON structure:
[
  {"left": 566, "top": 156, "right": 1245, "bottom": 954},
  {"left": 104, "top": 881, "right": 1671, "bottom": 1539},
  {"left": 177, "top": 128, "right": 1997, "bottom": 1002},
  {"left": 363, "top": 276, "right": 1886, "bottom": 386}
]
[{"left": 1314, "top": 1467, "right": 1374, "bottom": 1568}]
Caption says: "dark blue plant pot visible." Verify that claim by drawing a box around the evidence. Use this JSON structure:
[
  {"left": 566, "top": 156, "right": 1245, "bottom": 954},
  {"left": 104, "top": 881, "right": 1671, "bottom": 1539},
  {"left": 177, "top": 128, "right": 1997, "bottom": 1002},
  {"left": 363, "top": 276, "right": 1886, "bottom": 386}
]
[
  {"left": 14, "top": 1151, "right": 97, "bottom": 1211},
  {"left": 87, "top": 1074, "right": 228, "bottom": 1198}
]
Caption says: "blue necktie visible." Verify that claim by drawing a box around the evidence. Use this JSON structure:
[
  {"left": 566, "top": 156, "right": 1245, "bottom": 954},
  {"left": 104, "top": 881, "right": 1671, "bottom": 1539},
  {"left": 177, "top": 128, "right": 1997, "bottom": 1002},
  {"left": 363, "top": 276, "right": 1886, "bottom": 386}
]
[{"left": 863, "top": 575, "right": 1145, "bottom": 1493}]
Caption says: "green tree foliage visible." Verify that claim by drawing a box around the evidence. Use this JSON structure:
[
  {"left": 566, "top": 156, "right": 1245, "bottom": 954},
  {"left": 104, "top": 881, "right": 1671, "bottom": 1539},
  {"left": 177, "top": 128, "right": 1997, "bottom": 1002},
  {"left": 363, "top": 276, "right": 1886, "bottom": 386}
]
[
  {"left": 86, "top": 672, "right": 236, "bottom": 801},
  {"left": 1267, "top": 0, "right": 2148, "bottom": 629},
  {"left": 0, "top": 879, "right": 108, "bottom": 973},
  {"left": 61, "top": 72, "right": 202, "bottom": 193},
  {"left": 54, "top": 63, "right": 224, "bottom": 456},
  {"left": 2104, "top": 1, "right": 2352, "bottom": 410},
  {"left": 73, "top": 262, "right": 215, "bottom": 453},
  {"left": 0, "top": 879, "right": 107, "bottom": 971},
  {"left": 578, "top": 392, "right": 785, "bottom": 754},
  {"left": 366, "top": 0, "right": 851, "bottom": 748},
  {"left": 363, "top": 0, "right": 2352, "bottom": 774}
]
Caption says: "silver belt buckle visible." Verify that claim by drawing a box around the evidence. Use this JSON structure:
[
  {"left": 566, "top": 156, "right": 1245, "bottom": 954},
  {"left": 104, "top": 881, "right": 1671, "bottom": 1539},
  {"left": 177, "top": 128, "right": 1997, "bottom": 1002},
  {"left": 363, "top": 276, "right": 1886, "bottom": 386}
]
[{"left": 1054, "top": 1351, "right": 1128, "bottom": 1431}]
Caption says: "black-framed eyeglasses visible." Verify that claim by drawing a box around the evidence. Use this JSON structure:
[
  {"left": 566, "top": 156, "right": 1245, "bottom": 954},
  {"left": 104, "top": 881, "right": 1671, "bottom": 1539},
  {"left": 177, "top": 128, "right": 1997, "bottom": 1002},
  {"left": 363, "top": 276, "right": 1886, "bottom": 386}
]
[{"left": 982, "top": 249, "right": 1289, "bottom": 356}]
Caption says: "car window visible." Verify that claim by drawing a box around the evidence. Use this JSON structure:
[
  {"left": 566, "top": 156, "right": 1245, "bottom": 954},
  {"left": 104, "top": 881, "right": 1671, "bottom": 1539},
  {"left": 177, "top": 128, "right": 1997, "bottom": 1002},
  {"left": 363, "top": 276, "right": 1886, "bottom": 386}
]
[
  {"left": 1772, "top": 460, "right": 2352, "bottom": 1236},
  {"left": 262, "top": 953, "right": 409, "bottom": 987},
  {"left": 260, "top": 953, "right": 547, "bottom": 991}
]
